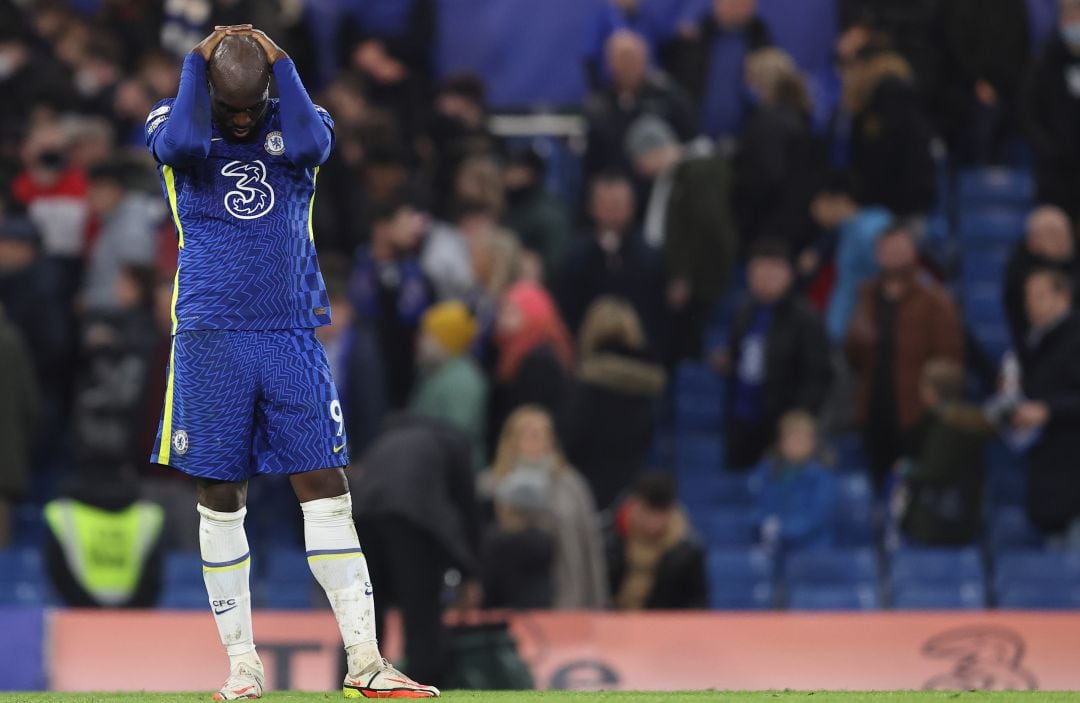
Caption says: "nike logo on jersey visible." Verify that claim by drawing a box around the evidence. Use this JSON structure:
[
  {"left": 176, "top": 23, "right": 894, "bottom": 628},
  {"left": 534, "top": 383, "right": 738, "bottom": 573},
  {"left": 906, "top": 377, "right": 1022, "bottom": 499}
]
[{"left": 333, "top": 443, "right": 347, "bottom": 453}]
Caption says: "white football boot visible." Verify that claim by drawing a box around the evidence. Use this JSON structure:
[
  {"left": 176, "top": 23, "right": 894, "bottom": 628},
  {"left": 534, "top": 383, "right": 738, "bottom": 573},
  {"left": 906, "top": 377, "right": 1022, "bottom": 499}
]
[
  {"left": 212, "top": 657, "right": 264, "bottom": 700},
  {"left": 342, "top": 658, "right": 440, "bottom": 698}
]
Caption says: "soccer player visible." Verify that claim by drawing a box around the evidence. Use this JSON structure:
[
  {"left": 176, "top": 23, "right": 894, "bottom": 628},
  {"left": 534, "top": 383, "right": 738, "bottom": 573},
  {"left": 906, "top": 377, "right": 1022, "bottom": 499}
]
[{"left": 145, "top": 26, "right": 439, "bottom": 699}]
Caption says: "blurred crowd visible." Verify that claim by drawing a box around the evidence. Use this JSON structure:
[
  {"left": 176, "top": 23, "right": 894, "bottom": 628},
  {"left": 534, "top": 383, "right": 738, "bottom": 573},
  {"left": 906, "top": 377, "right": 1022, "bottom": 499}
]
[{"left": 3, "top": 0, "right": 1080, "bottom": 630}]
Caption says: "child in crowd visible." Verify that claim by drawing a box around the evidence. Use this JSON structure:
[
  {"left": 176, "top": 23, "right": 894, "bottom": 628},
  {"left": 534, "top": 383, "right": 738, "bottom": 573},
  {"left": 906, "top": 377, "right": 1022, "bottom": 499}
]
[
  {"left": 480, "top": 468, "right": 555, "bottom": 609},
  {"left": 893, "top": 358, "right": 991, "bottom": 546},
  {"left": 753, "top": 410, "right": 839, "bottom": 552}
]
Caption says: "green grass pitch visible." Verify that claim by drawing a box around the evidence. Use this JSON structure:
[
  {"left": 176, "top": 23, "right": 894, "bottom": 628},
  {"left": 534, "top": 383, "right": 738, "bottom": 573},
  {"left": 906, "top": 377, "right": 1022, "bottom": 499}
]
[{"left": 3, "top": 692, "right": 1080, "bottom": 702}]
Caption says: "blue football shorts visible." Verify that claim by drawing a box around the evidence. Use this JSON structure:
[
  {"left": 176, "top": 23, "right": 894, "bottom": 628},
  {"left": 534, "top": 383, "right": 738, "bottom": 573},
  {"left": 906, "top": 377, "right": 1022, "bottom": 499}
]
[{"left": 150, "top": 328, "right": 349, "bottom": 481}]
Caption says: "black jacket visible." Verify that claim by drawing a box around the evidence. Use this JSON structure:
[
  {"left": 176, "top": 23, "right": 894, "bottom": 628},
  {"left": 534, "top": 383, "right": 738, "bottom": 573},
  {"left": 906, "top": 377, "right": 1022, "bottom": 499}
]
[
  {"left": 351, "top": 414, "right": 482, "bottom": 575},
  {"left": 606, "top": 515, "right": 707, "bottom": 610},
  {"left": 735, "top": 104, "right": 822, "bottom": 250},
  {"left": 851, "top": 75, "right": 937, "bottom": 216},
  {"left": 560, "top": 347, "right": 666, "bottom": 510},
  {"left": 1022, "top": 34, "right": 1080, "bottom": 209},
  {"left": 556, "top": 231, "right": 667, "bottom": 340},
  {"left": 1021, "top": 312, "right": 1080, "bottom": 533},
  {"left": 480, "top": 526, "right": 554, "bottom": 609},
  {"left": 726, "top": 293, "right": 832, "bottom": 425},
  {"left": 1002, "top": 242, "right": 1080, "bottom": 360}
]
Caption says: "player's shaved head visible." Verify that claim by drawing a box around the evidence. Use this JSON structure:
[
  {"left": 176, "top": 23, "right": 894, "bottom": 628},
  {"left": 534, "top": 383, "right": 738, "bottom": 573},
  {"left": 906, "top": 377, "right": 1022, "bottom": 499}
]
[
  {"left": 209, "top": 35, "right": 269, "bottom": 105},
  {"left": 208, "top": 34, "right": 270, "bottom": 141}
]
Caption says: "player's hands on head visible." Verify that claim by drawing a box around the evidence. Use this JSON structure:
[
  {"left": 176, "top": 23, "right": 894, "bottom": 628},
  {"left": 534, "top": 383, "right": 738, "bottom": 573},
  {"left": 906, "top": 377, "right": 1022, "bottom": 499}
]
[
  {"left": 224, "top": 27, "right": 288, "bottom": 65},
  {"left": 194, "top": 27, "right": 231, "bottom": 61}
]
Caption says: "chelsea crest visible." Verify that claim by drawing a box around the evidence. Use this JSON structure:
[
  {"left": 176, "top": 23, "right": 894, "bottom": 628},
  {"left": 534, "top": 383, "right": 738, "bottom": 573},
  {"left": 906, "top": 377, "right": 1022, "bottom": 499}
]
[{"left": 264, "top": 131, "right": 285, "bottom": 156}]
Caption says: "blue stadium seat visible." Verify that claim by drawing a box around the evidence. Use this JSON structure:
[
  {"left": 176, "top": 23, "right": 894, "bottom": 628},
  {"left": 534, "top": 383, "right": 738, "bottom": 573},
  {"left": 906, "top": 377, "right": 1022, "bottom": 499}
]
[
  {"left": 784, "top": 548, "right": 878, "bottom": 586},
  {"left": 834, "top": 474, "right": 875, "bottom": 547},
  {"left": 264, "top": 584, "right": 319, "bottom": 609},
  {"left": 164, "top": 551, "right": 204, "bottom": 587},
  {"left": 12, "top": 505, "right": 44, "bottom": 547},
  {"left": 788, "top": 584, "right": 880, "bottom": 611},
  {"left": 957, "top": 209, "right": 1026, "bottom": 246},
  {"left": 994, "top": 550, "right": 1080, "bottom": 598},
  {"left": 961, "top": 246, "right": 1011, "bottom": 283},
  {"left": 0, "top": 548, "right": 47, "bottom": 606},
  {"left": 997, "top": 584, "right": 1080, "bottom": 609},
  {"left": 891, "top": 547, "right": 984, "bottom": 588},
  {"left": 692, "top": 508, "right": 759, "bottom": 548},
  {"left": 971, "top": 323, "right": 1012, "bottom": 363},
  {"left": 706, "top": 547, "right": 775, "bottom": 610},
  {"left": 956, "top": 168, "right": 1035, "bottom": 210},
  {"left": 261, "top": 549, "right": 316, "bottom": 608},
  {"left": 830, "top": 433, "right": 867, "bottom": 473},
  {"left": 988, "top": 506, "right": 1044, "bottom": 551},
  {"left": 159, "top": 585, "right": 210, "bottom": 609},
  {"left": 675, "top": 433, "right": 724, "bottom": 475},
  {"left": 892, "top": 583, "right": 987, "bottom": 610},
  {"left": 680, "top": 471, "right": 754, "bottom": 509},
  {"left": 674, "top": 362, "right": 725, "bottom": 432},
  {"left": 964, "top": 297, "right": 1006, "bottom": 326}
]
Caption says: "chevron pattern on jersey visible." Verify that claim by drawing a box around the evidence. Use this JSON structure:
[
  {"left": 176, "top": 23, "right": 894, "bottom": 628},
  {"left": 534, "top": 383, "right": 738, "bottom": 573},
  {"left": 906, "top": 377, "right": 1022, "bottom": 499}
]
[
  {"left": 150, "top": 329, "right": 347, "bottom": 481},
  {"left": 149, "top": 98, "right": 333, "bottom": 333}
]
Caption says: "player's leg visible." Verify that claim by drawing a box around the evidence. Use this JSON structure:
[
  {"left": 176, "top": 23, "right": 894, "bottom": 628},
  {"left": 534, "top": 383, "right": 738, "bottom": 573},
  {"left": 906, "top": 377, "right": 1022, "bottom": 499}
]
[
  {"left": 150, "top": 330, "right": 264, "bottom": 699},
  {"left": 290, "top": 469, "right": 439, "bottom": 698},
  {"left": 197, "top": 479, "right": 263, "bottom": 700},
  {"left": 256, "top": 329, "right": 437, "bottom": 698}
]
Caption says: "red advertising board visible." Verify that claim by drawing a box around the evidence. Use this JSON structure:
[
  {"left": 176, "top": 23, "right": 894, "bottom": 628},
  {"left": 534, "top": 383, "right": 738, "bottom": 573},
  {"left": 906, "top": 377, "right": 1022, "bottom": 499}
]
[{"left": 48, "top": 610, "right": 1080, "bottom": 692}]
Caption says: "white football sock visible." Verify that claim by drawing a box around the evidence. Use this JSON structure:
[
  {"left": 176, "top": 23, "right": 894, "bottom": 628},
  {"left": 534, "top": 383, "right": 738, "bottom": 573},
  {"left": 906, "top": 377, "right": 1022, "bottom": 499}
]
[
  {"left": 198, "top": 504, "right": 258, "bottom": 666},
  {"left": 301, "top": 493, "right": 381, "bottom": 674}
]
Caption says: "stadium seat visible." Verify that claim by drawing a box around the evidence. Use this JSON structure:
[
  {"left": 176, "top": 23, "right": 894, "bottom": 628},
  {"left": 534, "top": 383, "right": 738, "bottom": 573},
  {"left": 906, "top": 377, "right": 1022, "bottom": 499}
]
[
  {"left": 788, "top": 584, "right": 881, "bottom": 611},
  {"left": 955, "top": 168, "right": 1035, "bottom": 210},
  {"left": 970, "top": 323, "right": 1012, "bottom": 364},
  {"left": 680, "top": 471, "right": 754, "bottom": 509},
  {"left": 0, "top": 548, "right": 47, "bottom": 606},
  {"left": 834, "top": 474, "right": 875, "bottom": 547},
  {"left": 11, "top": 505, "right": 44, "bottom": 547},
  {"left": 957, "top": 209, "right": 1026, "bottom": 246},
  {"left": 159, "top": 585, "right": 210, "bottom": 609},
  {"left": 963, "top": 297, "right": 1006, "bottom": 326},
  {"left": 997, "top": 583, "right": 1080, "bottom": 609},
  {"left": 890, "top": 547, "right": 984, "bottom": 589},
  {"left": 988, "top": 506, "right": 1044, "bottom": 551},
  {"left": 784, "top": 548, "right": 879, "bottom": 587},
  {"left": 674, "top": 433, "right": 724, "bottom": 475},
  {"left": 706, "top": 547, "right": 776, "bottom": 610},
  {"left": 693, "top": 508, "right": 759, "bottom": 548},
  {"left": 164, "top": 551, "right": 204, "bottom": 586},
  {"left": 674, "top": 362, "right": 725, "bottom": 432},
  {"left": 994, "top": 550, "right": 1080, "bottom": 602},
  {"left": 892, "top": 583, "right": 987, "bottom": 610},
  {"left": 830, "top": 433, "right": 867, "bottom": 473},
  {"left": 261, "top": 549, "right": 317, "bottom": 608}
]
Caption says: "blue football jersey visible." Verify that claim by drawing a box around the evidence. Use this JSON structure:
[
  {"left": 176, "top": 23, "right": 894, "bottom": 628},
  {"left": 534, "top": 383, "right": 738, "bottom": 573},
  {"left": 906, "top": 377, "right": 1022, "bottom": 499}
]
[{"left": 145, "top": 98, "right": 334, "bottom": 333}]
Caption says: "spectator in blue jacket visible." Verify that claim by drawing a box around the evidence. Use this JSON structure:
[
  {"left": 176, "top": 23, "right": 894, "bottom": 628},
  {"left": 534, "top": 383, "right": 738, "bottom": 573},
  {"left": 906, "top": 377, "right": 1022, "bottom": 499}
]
[
  {"left": 808, "top": 172, "right": 893, "bottom": 343},
  {"left": 753, "top": 410, "right": 839, "bottom": 551}
]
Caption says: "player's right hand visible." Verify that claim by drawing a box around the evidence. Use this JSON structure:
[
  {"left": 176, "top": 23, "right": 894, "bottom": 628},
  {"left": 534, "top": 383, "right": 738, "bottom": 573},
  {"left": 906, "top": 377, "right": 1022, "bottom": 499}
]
[{"left": 194, "top": 27, "right": 230, "bottom": 61}]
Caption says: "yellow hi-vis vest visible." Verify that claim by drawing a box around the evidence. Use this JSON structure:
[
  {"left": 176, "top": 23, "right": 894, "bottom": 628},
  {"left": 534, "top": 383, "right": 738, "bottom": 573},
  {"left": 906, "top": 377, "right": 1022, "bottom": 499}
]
[{"left": 43, "top": 499, "right": 163, "bottom": 606}]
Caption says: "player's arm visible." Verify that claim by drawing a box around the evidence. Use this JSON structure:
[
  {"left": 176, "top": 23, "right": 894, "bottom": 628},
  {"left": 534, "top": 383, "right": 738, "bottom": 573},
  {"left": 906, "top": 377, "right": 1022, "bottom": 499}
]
[
  {"left": 145, "top": 30, "right": 231, "bottom": 165},
  {"left": 231, "top": 28, "right": 334, "bottom": 168}
]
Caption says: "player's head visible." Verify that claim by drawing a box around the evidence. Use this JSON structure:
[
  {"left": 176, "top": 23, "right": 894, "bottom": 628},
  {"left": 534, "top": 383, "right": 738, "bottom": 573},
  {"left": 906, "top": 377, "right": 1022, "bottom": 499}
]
[{"left": 207, "top": 35, "right": 270, "bottom": 141}]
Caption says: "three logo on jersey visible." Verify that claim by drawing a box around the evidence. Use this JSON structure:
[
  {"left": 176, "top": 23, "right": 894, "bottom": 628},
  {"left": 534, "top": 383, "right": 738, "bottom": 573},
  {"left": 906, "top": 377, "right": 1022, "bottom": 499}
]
[{"left": 219, "top": 132, "right": 285, "bottom": 220}]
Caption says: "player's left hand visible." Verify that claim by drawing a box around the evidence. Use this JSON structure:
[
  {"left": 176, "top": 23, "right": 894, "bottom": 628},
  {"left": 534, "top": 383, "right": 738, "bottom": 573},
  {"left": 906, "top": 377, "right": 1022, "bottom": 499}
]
[{"left": 225, "top": 27, "right": 288, "bottom": 64}]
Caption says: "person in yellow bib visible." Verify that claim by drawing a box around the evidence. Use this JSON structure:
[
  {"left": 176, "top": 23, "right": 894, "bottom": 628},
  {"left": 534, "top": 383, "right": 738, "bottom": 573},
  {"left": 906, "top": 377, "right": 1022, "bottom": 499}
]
[{"left": 43, "top": 474, "right": 164, "bottom": 608}]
